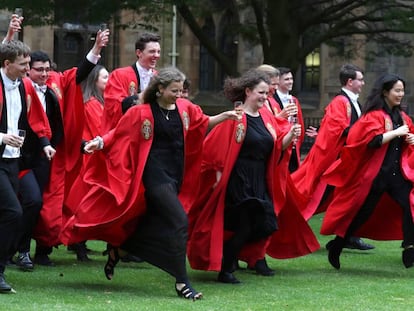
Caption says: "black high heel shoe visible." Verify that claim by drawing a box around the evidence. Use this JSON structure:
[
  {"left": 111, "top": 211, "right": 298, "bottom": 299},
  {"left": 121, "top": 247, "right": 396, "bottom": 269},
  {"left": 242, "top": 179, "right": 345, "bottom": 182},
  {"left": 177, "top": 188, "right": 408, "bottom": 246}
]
[
  {"left": 175, "top": 283, "right": 203, "bottom": 300},
  {"left": 104, "top": 245, "right": 120, "bottom": 280}
]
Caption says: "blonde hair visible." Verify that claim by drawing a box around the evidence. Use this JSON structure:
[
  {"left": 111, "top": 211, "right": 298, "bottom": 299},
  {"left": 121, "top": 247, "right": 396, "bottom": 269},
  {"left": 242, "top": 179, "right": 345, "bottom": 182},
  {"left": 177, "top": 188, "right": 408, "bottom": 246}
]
[{"left": 257, "top": 64, "right": 280, "bottom": 78}]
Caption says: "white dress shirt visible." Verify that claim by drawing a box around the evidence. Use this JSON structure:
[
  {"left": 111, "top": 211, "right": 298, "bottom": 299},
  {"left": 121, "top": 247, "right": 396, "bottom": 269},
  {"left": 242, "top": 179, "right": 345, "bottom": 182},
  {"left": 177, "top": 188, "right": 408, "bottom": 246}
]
[
  {"left": 342, "top": 87, "right": 361, "bottom": 117},
  {"left": 0, "top": 68, "right": 22, "bottom": 158},
  {"left": 136, "top": 62, "right": 154, "bottom": 92},
  {"left": 276, "top": 90, "right": 291, "bottom": 108}
]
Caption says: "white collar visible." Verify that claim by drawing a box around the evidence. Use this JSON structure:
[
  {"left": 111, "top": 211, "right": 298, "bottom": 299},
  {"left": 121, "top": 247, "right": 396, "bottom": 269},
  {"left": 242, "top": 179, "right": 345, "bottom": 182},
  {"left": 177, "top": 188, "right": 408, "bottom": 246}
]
[
  {"left": 1, "top": 68, "right": 20, "bottom": 91},
  {"left": 342, "top": 87, "right": 359, "bottom": 102},
  {"left": 32, "top": 82, "right": 47, "bottom": 93},
  {"left": 136, "top": 62, "right": 153, "bottom": 77},
  {"left": 277, "top": 90, "right": 289, "bottom": 99}
]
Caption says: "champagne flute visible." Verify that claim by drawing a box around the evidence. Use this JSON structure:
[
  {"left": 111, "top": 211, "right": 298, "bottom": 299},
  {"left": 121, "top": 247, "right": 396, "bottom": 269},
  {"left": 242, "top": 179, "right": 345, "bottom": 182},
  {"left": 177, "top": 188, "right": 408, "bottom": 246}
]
[
  {"left": 234, "top": 101, "right": 243, "bottom": 109},
  {"left": 14, "top": 8, "right": 23, "bottom": 18},
  {"left": 234, "top": 101, "right": 243, "bottom": 121},
  {"left": 100, "top": 23, "right": 108, "bottom": 46},
  {"left": 13, "top": 8, "right": 23, "bottom": 39},
  {"left": 100, "top": 23, "right": 108, "bottom": 31},
  {"left": 287, "top": 96, "right": 298, "bottom": 147}
]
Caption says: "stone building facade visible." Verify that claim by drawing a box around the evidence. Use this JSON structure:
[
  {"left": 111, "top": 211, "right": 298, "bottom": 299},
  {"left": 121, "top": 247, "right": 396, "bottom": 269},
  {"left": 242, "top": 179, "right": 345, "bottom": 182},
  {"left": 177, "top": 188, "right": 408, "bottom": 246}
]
[{"left": 1, "top": 7, "right": 414, "bottom": 119}]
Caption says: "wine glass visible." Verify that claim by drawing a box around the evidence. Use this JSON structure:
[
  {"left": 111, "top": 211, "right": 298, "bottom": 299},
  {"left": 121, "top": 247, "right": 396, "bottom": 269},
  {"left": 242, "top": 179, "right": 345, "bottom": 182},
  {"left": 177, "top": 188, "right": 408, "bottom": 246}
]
[{"left": 234, "top": 101, "right": 243, "bottom": 121}]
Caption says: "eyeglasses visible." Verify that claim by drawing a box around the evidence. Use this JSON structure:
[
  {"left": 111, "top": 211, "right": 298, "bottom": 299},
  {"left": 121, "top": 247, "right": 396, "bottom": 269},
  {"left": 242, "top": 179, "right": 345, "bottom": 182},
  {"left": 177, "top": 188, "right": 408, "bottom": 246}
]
[{"left": 31, "top": 67, "right": 51, "bottom": 73}]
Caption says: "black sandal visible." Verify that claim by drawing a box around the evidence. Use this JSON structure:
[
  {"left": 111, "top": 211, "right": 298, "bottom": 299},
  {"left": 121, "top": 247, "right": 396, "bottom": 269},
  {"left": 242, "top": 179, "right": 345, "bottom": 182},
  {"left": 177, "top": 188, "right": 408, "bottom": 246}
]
[
  {"left": 175, "top": 283, "right": 203, "bottom": 301},
  {"left": 104, "top": 245, "right": 120, "bottom": 280}
]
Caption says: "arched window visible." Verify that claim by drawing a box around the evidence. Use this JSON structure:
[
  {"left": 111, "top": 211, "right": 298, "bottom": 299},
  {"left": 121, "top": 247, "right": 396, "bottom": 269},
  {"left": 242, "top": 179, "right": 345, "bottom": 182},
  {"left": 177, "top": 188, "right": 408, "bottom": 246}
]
[{"left": 302, "top": 48, "right": 320, "bottom": 91}]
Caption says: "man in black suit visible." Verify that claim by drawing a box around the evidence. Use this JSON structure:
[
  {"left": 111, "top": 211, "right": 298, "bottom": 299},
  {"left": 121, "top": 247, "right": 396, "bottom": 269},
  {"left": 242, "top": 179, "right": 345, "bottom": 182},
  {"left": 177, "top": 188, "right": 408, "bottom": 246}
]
[
  {"left": 0, "top": 39, "right": 54, "bottom": 293},
  {"left": 1, "top": 14, "right": 109, "bottom": 269}
]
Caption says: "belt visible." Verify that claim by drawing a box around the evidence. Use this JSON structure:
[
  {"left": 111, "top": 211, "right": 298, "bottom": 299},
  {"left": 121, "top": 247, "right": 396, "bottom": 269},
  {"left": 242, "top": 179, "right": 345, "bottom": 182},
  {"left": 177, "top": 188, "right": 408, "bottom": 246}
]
[{"left": 1, "top": 158, "right": 19, "bottom": 163}]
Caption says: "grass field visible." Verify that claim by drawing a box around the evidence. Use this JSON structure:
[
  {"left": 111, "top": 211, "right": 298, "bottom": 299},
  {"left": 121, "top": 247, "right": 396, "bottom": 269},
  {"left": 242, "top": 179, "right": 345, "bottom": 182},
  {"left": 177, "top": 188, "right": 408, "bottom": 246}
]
[{"left": 1, "top": 214, "right": 413, "bottom": 311}]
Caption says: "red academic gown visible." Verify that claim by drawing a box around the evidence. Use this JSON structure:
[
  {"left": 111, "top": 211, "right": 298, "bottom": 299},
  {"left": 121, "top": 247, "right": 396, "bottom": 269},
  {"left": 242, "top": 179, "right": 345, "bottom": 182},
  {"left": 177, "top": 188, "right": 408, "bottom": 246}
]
[
  {"left": 187, "top": 109, "right": 319, "bottom": 272},
  {"left": 101, "top": 66, "right": 138, "bottom": 134},
  {"left": 33, "top": 68, "right": 85, "bottom": 247},
  {"left": 292, "top": 95, "right": 353, "bottom": 220},
  {"left": 237, "top": 96, "right": 320, "bottom": 266},
  {"left": 63, "top": 97, "right": 103, "bottom": 226},
  {"left": 0, "top": 78, "right": 51, "bottom": 143},
  {"left": 320, "top": 109, "right": 414, "bottom": 240},
  {"left": 60, "top": 98, "right": 209, "bottom": 246}
]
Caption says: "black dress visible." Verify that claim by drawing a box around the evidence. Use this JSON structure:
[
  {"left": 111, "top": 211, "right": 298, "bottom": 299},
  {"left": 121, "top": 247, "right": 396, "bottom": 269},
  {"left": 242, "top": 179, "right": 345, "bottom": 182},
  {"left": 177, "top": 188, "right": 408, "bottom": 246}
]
[
  {"left": 121, "top": 102, "right": 189, "bottom": 282},
  {"left": 224, "top": 114, "right": 278, "bottom": 241}
]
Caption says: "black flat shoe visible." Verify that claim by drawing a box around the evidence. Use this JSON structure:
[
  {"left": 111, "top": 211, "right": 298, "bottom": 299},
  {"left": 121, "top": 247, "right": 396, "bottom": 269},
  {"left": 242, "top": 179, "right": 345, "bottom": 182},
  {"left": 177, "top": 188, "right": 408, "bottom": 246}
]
[
  {"left": 175, "top": 283, "right": 203, "bottom": 300},
  {"left": 120, "top": 253, "right": 143, "bottom": 263},
  {"left": 16, "top": 252, "right": 34, "bottom": 272},
  {"left": 328, "top": 237, "right": 345, "bottom": 270},
  {"left": 344, "top": 237, "right": 375, "bottom": 250},
  {"left": 33, "top": 253, "right": 55, "bottom": 266},
  {"left": 251, "top": 258, "right": 275, "bottom": 276},
  {"left": 75, "top": 243, "right": 91, "bottom": 262},
  {"left": 217, "top": 271, "right": 241, "bottom": 284},
  {"left": 0, "top": 273, "right": 12, "bottom": 293},
  {"left": 402, "top": 245, "right": 414, "bottom": 268},
  {"left": 104, "top": 245, "right": 119, "bottom": 280}
]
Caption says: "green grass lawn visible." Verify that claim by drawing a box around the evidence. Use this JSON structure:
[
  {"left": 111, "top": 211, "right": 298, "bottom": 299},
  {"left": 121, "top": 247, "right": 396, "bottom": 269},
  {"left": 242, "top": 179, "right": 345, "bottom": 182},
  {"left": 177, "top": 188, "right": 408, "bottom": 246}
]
[{"left": 2, "top": 214, "right": 414, "bottom": 311}]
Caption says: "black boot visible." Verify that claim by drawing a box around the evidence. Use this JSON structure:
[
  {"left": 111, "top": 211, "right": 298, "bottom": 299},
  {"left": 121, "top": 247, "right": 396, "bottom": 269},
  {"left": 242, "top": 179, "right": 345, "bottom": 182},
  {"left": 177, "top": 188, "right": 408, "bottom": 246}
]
[{"left": 328, "top": 236, "right": 345, "bottom": 270}]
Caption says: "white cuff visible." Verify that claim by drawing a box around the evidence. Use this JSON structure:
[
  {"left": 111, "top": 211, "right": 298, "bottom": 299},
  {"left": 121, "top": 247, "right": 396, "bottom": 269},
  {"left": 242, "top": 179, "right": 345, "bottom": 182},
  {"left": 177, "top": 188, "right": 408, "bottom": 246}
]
[
  {"left": 93, "top": 136, "right": 104, "bottom": 150},
  {"left": 86, "top": 51, "right": 101, "bottom": 65}
]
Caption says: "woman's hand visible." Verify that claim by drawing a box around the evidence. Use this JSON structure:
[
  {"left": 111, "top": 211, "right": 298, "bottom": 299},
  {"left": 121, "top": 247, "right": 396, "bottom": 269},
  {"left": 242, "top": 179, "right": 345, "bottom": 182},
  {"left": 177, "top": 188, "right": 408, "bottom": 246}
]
[
  {"left": 276, "top": 102, "right": 297, "bottom": 120},
  {"left": 405, "top": 133, "right": 414, "bottom": 145},
  {"left": 84, "top": 136, "right": 104, "bottom": 154},
  {"left": 305, "top": 126, "right": 318, "bottom": 138},
  {"left": 395, "top": 124, "right": 409, "bottom": 136}
]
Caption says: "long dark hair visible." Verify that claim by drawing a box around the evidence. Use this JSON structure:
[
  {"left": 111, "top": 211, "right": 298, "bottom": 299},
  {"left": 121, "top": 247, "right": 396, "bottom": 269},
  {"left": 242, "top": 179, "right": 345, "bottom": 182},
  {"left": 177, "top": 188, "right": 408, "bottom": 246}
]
[
  {"left": 81, "top": 65, "right": 106, "bottom": 104},
  {"left": 223, "top": 69, "right": 270, "bottom": 103},
  {"left": 363, "top": 73, "right": 405, "bottom": 114}
]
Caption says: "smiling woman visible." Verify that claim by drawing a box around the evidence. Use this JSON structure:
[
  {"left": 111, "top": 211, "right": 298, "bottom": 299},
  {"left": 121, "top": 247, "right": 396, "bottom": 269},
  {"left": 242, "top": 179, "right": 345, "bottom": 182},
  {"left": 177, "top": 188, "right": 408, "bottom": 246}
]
[
  {"left": 62, "top": 66, "right": 240, "bottom": 300},
  {"left": 321, "top": 73, "right": 414, "bottom": 270},
  {"left": 186, "top": 69, "right": 314, "bottom": 284}
]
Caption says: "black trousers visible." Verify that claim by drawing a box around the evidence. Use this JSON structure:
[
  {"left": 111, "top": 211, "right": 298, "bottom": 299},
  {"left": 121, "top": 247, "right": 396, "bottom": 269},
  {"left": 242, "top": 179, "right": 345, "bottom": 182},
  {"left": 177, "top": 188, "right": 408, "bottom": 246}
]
[
  {"left": 122, "top": 183, "right": 189, "bottom": 283},
  {"left": 345, "top": 171, "right": 414, "bottom": 246},
  {"left": 18, "top": 170, "right": 43, "bottom": 253},
  {"left": 0, "top": 159, "right": 23, "bottom": 272},
  {"left": 31, "top": 156, "right": 52, "bottom": 253}
]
